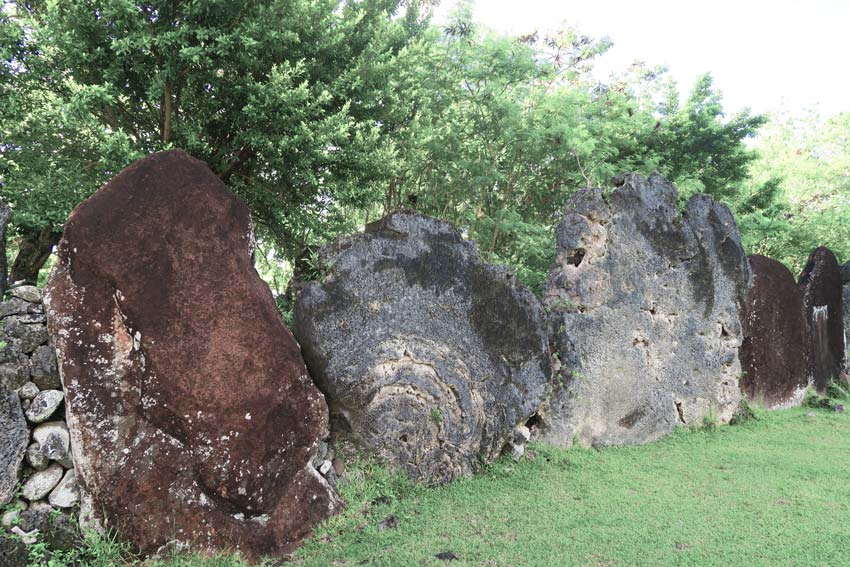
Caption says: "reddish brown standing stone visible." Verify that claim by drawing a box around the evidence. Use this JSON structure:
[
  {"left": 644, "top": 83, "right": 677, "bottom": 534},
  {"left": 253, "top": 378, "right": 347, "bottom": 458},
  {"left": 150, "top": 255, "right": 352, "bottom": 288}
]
[
  {"left": 739, "top": 255, "right": 808, "bottom": 407},
  {"left": 44, "top": 150, "right": 338, "bottom": 560},
  {"left": 798, "top": 247, "right": 844, "bottom": 394}
]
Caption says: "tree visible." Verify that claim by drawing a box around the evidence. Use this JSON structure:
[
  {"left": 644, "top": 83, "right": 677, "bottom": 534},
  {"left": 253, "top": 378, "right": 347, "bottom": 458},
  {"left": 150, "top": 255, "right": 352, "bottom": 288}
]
[
  {"left": 640, "top": 74, "right": 766, "bottom": 202},
  {"left": 1, "top": 0, "right": 430, "bottom": 282}
]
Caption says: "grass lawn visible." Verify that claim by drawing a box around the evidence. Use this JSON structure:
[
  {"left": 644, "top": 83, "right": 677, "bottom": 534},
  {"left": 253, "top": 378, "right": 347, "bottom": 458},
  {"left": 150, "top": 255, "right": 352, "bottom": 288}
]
[
  {"left": 289, "top": 405, "right": 849, "bottom": 567},
  {"left": 42, "top": 405, "right": 850, "bottom": 567}
]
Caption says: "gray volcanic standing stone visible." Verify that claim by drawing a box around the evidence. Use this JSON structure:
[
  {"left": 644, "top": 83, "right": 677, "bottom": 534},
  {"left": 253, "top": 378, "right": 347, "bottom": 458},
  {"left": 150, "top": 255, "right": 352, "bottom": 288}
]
[
  {"left": 0, "top": 391, "right": 28, "bottom": 506},
  {"left": 739, "top": 255, "right": 809, "bottom": 408},
  {"left": 295, "top": 212, "right": 550, "bottom": 483},
  {"left": 541, "top": 173, "right": 749, "bottom": 447},
  {"left": 798, "top": 247, "right": 844, "bottom": 393}
]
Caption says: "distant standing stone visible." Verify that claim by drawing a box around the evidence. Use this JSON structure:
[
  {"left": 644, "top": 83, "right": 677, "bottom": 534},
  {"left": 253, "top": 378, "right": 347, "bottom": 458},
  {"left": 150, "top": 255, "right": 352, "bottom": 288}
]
[
  {"left": 798, "top": 247, "right": 844, "bottom": 393},
  {"left": 739, "top": 255, "right": 809, "bottom": 408}
]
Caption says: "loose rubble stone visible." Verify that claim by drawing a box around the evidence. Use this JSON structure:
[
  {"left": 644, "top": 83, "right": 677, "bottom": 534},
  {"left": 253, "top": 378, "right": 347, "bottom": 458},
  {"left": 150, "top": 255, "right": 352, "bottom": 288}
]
[
  {"left": 26, "top": 442, "right": 48, "bottom": 471},
  {"left": 295, "top": 212, "right": 550, "bottom": 483},
  {"left": 16, "top": 382, "right": 39, "bottom": 400},
  {"left": 0, "top": 391, "right": 28, "bottom": 507},
  {"left": 29, "top": 346, "right": 60, "bottom": 390},
  {"left": 1, "top": 319, "right": 49, "bottom": 354},
  {"left": 798, "top": 247, "right": 844, "bottom": 393},
  {"left": 24, "top": 389, "right": 63, "bottom": 423},
  {"left": 9, "top": 286, "right": 42, "bottom": 304},
  {"left": 48, "top": 469, "right": 79, "bottom": 508},
  {"left": 0, "top": 357, "right": 31, "bottom": 392},
  {"left": 541, "top": 173, "right": 749, "bottom": 446},
  {"left": 21, "top": 462, "right": 64, "bottom": 501},
  {"left": 44, "top": 149, "right": 338, "bottom": 559},
  {"left": 0, "top": 499, "right": 26, "bottom": 528},
  {"left": 0, "top": 532, "right": 28, "bottom": 567},
  {"left": 32, "top": 421, "right": 70, "bottom": 463},
  {"left": 739, "top": 255, "right": 809, "bottom": 408},
  {"left": 0, "top": 298, "right": 41, "bottom": 319}
]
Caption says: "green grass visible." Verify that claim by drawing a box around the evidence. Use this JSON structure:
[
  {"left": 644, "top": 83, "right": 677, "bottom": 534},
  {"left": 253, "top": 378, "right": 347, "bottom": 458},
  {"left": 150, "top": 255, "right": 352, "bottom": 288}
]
[{"left": 27, "top": 405, "right": 850, "bottom": 567}]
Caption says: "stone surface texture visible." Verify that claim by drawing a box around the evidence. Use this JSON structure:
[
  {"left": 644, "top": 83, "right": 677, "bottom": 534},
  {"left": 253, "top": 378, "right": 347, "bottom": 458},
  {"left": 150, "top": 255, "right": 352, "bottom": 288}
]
[
  {"left": 841, "top": 261, "right": 850, "bottom": 376},
  {"left": 295, "top": 212, "right": 550, "bottom": 483},
  {"left": 739, "top": 255, "right": 809, "bottom": 408},
  {"left": 541, "top": 173, "right": 749, "bottom": 447},
  {"left": 798, "top": 247, "right": 844, "bottom": 393},
  {"left": 44, "top": 149, "right": 339, "bottom": 559},
  {"left": 0, "top": 391, "right": 28, "bottom": 506}
]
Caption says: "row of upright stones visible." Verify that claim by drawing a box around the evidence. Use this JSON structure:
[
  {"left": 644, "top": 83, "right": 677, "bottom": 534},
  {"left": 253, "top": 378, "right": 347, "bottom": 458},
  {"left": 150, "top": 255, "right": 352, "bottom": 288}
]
[{"left": 3, "top": 149, "right": 847, "bottom": 563}]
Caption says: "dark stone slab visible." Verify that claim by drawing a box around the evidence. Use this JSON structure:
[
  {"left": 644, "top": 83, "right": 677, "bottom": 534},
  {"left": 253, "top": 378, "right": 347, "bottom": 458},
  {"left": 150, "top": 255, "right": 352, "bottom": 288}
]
[
  {"left": 739, "top": 255, "right": 808, "bottom": 407},
  {"left": 798, "top": 247, "right": 844, "bottom": 393},
  {"left": 44, "top": 150, "right": 339, "bottom": 560}
]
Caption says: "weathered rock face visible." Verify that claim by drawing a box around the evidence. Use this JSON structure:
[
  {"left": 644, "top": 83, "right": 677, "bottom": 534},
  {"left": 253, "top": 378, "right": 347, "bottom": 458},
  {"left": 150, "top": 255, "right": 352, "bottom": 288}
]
[
  {"left": 739, "top": 255, "right": 809, "bottom": 408},
  {"left": 0, "top": 391, "right": 28, "bottom": 507},
  {"left": 294, "top": 212, "right": 550, "bottom": 484},
  {"left": 44, "top": 150, "right": 339, "bottom": 559},
  {"left": 798, "top": 247, "right": 844, "bottom": 393},
  {"left": 541, "top": 173, "right": 749, "bottom": 447}
]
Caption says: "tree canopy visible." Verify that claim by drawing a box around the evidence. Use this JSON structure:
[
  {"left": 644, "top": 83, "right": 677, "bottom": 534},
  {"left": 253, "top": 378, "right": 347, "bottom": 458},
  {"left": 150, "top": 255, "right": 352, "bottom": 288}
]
[{"left": 2, "top": 0, "right": 845, "bottom": 293}]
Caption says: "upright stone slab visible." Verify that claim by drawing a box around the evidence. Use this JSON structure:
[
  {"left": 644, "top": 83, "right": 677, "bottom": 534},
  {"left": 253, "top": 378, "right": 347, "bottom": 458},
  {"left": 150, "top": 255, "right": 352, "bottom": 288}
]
[
  {"left": 541, "top": 173, "right": 749, "bottom": 447},
  {"left": 294, "top": 213, "right": 550, "bottom": 484},
  {"left": 841, "top": 261, "right": 850, "bottom": 375},
  {"left": 44, "top": 150, "right": 338, "bottom": 559},
  {"left": 739, "top": 255, "right": 808, "bottom": 407},
  {"left": 798, "top": 247, "right": 844, "bottom": 393}
]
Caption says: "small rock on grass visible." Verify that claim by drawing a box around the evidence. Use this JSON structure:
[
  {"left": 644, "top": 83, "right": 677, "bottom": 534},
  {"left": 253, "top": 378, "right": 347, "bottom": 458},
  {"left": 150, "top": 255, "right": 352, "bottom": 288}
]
[
  {"left": 435, "top": 551, "right": 459, "bottom": 562},
  {"left": 377, "top": 515, "right": 399, "bottom": 531}
]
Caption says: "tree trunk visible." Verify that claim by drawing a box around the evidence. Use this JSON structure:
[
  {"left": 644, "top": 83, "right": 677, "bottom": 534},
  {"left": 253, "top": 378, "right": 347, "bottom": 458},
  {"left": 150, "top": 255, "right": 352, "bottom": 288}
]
[
  {"left": 10, "top": 228, "right": 61, "bottom": 286},
  {"left": 0, "top": 204, "right": 11, "bottom": 296}
]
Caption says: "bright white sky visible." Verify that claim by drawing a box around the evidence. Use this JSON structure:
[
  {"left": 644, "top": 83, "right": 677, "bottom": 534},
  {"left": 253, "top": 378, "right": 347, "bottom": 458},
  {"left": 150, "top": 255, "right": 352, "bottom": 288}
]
[{"left": 433, "top": 0, "right": 850, "bottom": 118}]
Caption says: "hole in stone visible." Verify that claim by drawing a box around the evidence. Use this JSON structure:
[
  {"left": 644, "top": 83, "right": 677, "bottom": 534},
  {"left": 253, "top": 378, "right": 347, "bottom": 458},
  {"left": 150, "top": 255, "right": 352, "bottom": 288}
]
[
  {"left": 675, "top": 401, "right": 686, "bottom": 424},
  {"left": 720, "top": 323, "right": 730, "bottom": 338},
  {"left": 525, "top": 413, "right": 542, "bottom": 430},
  {"left": 399, "top": 434, "right": 408, "bottom": 443},
  {"left": 567, "top": 248, "right": 586, "bottom": 267}
]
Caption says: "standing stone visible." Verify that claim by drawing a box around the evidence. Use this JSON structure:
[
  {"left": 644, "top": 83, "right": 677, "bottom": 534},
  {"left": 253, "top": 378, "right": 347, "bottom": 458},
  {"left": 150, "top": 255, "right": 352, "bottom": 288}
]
[
  {"left": 295, "top": 212, "right": 550, "bottom": 484},
  {"left": 541, "top": 173, "right": 749, "bottom": 447},
  {"left": 44, "top": 150, "right": 338, "bottom": 559},
  {"left": 841, "top": 261, "right": 850, "bottom": 376},
  {"left": 0, "top": 391, "right": 28, "bottom": 506},
  {"left": 739, "top": 255, "right": 809, "bottom": 408},
  {"left": 798, "top": 247, "right": 844, "bottom": 393}
]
